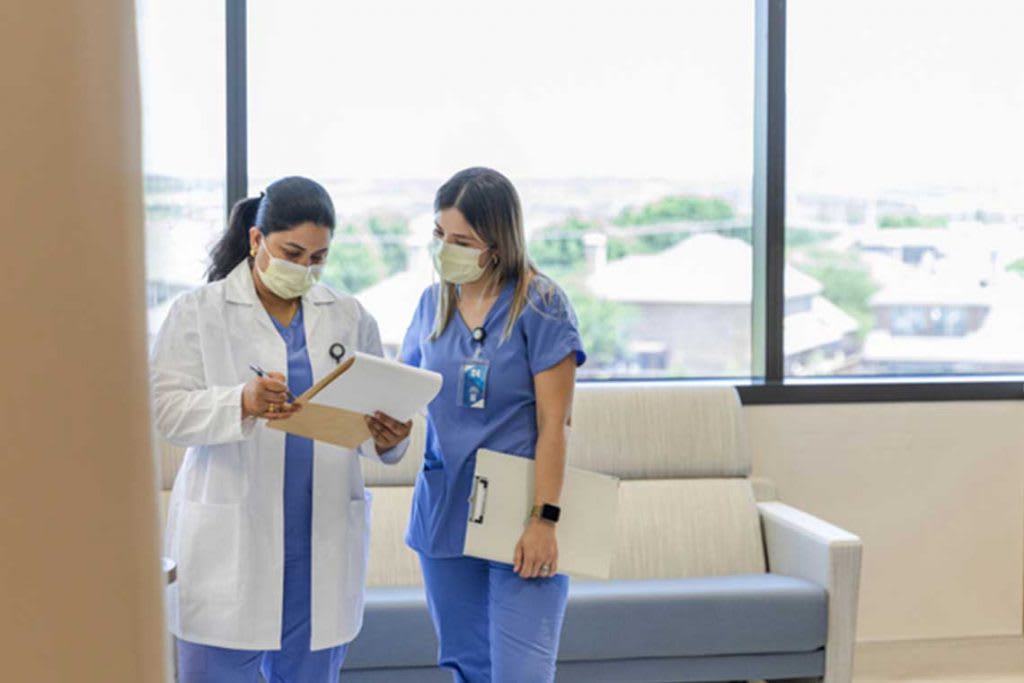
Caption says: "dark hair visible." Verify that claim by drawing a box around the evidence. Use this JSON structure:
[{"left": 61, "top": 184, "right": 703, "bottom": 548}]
[{"left": 206, "top": 176, "right": 336, "bottom": 282}]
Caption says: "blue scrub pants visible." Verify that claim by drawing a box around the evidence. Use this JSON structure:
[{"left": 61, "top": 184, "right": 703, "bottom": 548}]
[
  {"left": 176, "top": 548, "right": 348, "bottom": 682},
  {"left": 419, "top": 554, "right": 570, "bottom": 683}
]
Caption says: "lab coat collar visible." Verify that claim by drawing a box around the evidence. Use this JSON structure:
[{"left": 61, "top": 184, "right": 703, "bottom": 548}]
[{"left": 223, "top": 259, "right": 335, "bottom": 306}]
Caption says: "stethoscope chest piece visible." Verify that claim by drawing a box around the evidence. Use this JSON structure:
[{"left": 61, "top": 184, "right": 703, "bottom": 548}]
[{"left": 329, "top": 342, "right": 346, "bottom": 364}]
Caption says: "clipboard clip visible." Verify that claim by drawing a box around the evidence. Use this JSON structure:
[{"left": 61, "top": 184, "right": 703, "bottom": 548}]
[{"left": 468, "top": 475, "right": 489, "bottom": 524}]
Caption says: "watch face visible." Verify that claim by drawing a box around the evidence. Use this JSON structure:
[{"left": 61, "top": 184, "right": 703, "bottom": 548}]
[{"left": 541, "top": 504, "right": 561, "bottom": 523}]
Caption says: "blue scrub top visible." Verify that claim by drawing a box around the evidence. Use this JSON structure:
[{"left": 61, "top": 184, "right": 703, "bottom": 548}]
[
  {"left": 400, "top": 276, "right": 586, "bottom": 558},
  {"left": 269, "top": 305, "right": 316, "bottom": 562}
]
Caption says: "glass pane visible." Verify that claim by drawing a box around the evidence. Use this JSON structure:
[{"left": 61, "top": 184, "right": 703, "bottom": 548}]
[
  {"left": 137, "top": 0, "right": 225, "bottom": 343},
  {"left": 786, "top": 0, "right": 1024, "bottom": 376},
  {"left": 249, "top": 0, "right": 754, "bottom": 377}
]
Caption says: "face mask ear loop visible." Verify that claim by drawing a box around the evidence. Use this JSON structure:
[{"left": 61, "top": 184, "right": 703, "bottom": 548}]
[{"left": 253, "top": 235, "right": 266, "bottom": 266}]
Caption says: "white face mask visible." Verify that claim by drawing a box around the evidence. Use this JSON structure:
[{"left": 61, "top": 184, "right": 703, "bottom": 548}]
[
  {"left": 257, "top": 238, "right": 323, "bottom": 299},
  {"left": 430, "top": 237, "right": 488, "bottom": 284}
]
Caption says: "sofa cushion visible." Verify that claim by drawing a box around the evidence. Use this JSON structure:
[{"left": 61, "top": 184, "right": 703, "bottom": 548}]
[
  {"left": 559, "top": 574, "right": 828, "bottom": 661},
  {"left": 568, "top": 384, "right": 749, "bottom": 479},
  {"left": 364, "top": 477, "right": 768, "bottom": 588},
  {"left": 346, "top": 574, "right": 827, "bottom": 670},
  {"left": 365, "top": 486, "right": 423, "bottom": 587},
  {"left": 344, "top": 587, "right": 437, "bottom": 669},
  {"left": 612, "top": 479, "right": 766, "bottom": 579}
]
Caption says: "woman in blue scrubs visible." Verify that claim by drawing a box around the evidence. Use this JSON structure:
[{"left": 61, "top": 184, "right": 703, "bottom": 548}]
[
  {"left": 400, "top": 167, "right": 586, "bottom": 682},
  {"left": 157, "top": 176, "right": 411, "bottom": 682}
]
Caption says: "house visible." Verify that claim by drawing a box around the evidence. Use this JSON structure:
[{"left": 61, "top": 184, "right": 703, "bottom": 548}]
[
  {"left": 855, "top": 226, "right": 1024, "bottom": 373},
  {"left": 584, "top": 232, "right": 859, "bottom": 376},
  {"left": 861, "top": 270, "right": 1024, "bottom": 373}
]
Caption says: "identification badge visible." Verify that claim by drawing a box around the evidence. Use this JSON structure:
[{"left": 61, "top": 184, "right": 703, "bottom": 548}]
[{"left": 458, "top": 357, "right": 490, "bottom": 409}]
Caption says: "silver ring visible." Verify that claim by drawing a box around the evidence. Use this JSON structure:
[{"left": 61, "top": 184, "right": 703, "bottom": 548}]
[{"left": 540, "top": 564, "right": 551, "bottom": 575}]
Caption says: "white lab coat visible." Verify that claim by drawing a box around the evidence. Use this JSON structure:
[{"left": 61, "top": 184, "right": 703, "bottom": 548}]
[{"left": 151, "top": 260, "right": 407, "bottom": 651}]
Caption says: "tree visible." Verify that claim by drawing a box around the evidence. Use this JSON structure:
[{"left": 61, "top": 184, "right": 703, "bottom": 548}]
[
  {"left": 798, "top": 248, "right": 879, "bottom": 338},
  {"left": 786, "top": 227, "right": 834, "bottom": 249},
  {"left": 322, "top": 213, "right": 410, "bottom": 294},
  {"left": 528, "top": 216, "right": 594, "bottom": 274},
  {"left": 529, "top": 196, "right": 739, "bottom": 272},
  {"left": 614, "top": 195, "right": 734, "bottom": 225},
  {"left": 611, "top": 195, "right": 735, "bottom": 256},
  {"left": 562, "top": 282, "right": 633, "bottom": 368},
  {"left": 879, "top": 214, "right": 948, "bottom": 228},
  {"left": 367, "top": 214, "right": 410, "bottom": 274},
  {"left": 1006, "top": 257, "right": 1024, "bottom": 277}
]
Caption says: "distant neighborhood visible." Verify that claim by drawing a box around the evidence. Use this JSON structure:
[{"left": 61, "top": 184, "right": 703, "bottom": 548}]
[{"left": 144, "top": 176, "right": 1024, "bottom": 377}]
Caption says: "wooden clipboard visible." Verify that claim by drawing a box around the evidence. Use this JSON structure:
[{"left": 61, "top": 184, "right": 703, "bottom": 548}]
[{"left": 266, "top": 356, "right": 373, "bottom": 448}]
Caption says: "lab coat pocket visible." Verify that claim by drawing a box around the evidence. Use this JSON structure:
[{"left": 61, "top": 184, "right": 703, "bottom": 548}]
[
  {"left": 344, "top": 491, "right": 373, "bottom": 604},
  {"left": 177, "top": 500, "right": 242, "bottom": 604}
]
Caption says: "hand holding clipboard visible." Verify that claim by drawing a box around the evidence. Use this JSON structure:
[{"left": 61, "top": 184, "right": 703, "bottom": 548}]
[{"left": 267, "top": 352, "right": 441, "bottom": 448}]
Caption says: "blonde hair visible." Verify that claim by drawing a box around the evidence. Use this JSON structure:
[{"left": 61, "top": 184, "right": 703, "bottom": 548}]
[{"left": 430, "top": 167, "right": 548, "bottom": 342}]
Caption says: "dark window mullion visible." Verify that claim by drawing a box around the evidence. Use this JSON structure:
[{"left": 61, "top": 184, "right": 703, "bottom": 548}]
[
  {"left": 752, "top": 0, "right": 786, "bottom": 381},
  {"left": 225, "top": 0, "right": 248, "bottom": 215}
]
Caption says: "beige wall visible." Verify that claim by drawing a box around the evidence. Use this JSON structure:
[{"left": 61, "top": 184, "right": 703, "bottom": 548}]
[
  {"left": 0, "top": 1, "right": 168, "bottom": 681},
  {"left": 747, "top": 401, "right": 1024, "bottom": 643}
]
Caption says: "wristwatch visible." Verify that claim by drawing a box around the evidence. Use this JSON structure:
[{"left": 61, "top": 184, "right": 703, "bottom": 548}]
[{"left": 530, "top": 503, "right": 561, "bottom": 524}]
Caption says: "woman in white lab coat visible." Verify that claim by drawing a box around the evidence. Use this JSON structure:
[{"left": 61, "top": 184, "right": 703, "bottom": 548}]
[{"left": 151, "top": 176, "right": 411, "bottom": 682}]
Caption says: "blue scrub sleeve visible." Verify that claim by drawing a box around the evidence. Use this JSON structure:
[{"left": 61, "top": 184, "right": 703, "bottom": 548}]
[
  {"left": 524, "top": 282, "right": 587, "bottom": 375},
  {"left": 401, "top": 286, "right": 435, "bottom": 367}
]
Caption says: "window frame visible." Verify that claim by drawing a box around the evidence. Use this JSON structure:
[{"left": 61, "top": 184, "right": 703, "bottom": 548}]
[{"left": 221, "top": 0, "right": 1024, "bottom": 404}]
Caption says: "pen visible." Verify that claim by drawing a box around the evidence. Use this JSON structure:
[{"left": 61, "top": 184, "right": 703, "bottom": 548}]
[{"left": 248, "top": 364, "right": 297, "bottom": 403}]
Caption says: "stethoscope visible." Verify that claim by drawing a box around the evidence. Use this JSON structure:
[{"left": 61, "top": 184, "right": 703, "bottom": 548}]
[{"left": 329, "top": 342, "right": 346, "bottom": 365}]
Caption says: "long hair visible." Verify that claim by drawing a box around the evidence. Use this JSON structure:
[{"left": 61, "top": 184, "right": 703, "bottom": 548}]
[
  {"left": 206, "top": 176, "right": 336, "bottom": 282},
  {"left": 431, "top": 167, "right": 550, "bottom": 341}
]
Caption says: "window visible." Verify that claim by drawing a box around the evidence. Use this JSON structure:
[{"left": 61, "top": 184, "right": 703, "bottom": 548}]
[
  {"left": 786, "top": 0, "right": 1024, "bottom": 376},
  {"left": 137, "top": 0, "right": 1024, "bottom": 401},
  {"left": 137, "top": 0, "right": 226, "bottom": 342},
  {"left": 248, "top": 0, "right": 754, "bottom": 377}
]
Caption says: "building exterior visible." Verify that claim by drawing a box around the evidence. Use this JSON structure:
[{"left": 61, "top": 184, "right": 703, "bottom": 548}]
[{"left": 584, "top": 233, "right": 859, "bottom": 376}]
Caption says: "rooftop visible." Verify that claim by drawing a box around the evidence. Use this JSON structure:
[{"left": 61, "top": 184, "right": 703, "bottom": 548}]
[{"left": 587, "top": 233, "right": 822, "bottom": 304}]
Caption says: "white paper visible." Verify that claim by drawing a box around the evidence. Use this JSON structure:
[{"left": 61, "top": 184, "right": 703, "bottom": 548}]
[{"left": 314, "top": 352, "right": 442, "bottom": 422}]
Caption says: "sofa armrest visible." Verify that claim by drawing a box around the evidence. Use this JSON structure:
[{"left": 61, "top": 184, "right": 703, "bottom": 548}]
[{"left": 758, "top": 502, "right": 862, "bottom": 683}]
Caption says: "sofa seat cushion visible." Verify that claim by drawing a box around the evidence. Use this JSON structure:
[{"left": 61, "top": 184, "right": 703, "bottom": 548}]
[
  {"left": 344, "top": 587, "right": 437, "bottom": 670},
  {"left": 346, "top": 574, "right": 826, "bottom": 670},
  {"left": 559, "top": 574, "right": 827, "bottom": 662}
]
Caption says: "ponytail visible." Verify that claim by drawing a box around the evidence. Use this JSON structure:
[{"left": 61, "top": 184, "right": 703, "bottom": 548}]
[
  {"left": 206, "top": 196, "right": 262, "bottom": 282},
  {"left": 205, "top": 177, "right": 336, "bottom": 283}
]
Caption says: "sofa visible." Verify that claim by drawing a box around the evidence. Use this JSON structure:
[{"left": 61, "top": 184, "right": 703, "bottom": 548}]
[{"left": 159, "top": 383, "right": 861, "bottom": 682}]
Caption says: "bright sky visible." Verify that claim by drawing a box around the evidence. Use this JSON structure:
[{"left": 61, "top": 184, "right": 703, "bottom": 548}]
[
  {"left": 137, "top": 0, "right": 1024, "bottom": 199},
  {"left": 788, "top": 0, "right": 1024, "bottom": 196}
]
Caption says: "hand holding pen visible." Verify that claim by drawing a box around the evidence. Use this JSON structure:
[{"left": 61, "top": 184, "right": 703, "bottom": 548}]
[{"left": 242, "top": 364, "right": 303, "bottom": 420}]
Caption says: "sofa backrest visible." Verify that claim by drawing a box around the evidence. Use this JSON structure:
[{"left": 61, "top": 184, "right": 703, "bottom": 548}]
[
  {"left": 567, "top": 384, "right": 764, "bottom": 580},
  {"left": 567, "top": 383, "right": 751, "bottom": 479},
  {"left": 159, "top": 384, "right": 766, "bottom": 588}
]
